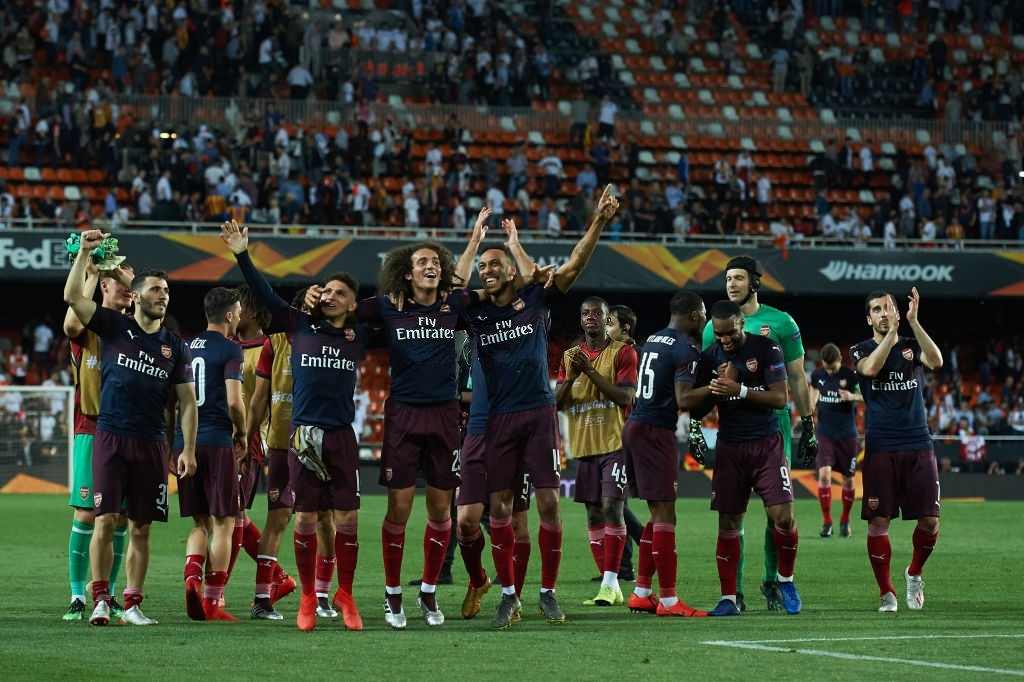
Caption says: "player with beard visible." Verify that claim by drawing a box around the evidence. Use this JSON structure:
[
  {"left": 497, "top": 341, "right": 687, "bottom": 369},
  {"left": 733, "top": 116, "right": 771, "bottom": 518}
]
[
  {"left": 62, "top": 261, "right": 134, "bottom": 621},
  {"left": 851, "top": 289, "right": 942, "bottom": 613},
  {"left": 701, "top": 301, "right": 802, "bottom": 617},
  {"left": 222, "top": 220, "right": 367, "bottom": 632},
  {"left": 64, "top": 230, "right": 197, "bottom": 626},
  {"left": 556, "top": 297, "right": 637, "bottom": 607},
  {"left": 177, "top": 288, "right": 247, "bottom": 622},
  {"left": 622, "top": 291, "right": 709, "bottom": 618},
  {"left": 810, "top": 342, "right": 862, "bottom": 538},
  {"left": 700, "top": 256, "right": 815, "bottom": 611},
  {"left": 247, "top": 288, "right": 308, "bottom": 621},
  {"left": 465, "top": 185, "right": 619, "bottom": 629}
]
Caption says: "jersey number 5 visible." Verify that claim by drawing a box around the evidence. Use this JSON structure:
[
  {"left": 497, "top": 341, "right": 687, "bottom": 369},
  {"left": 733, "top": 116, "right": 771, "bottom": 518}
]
[{"left": 637, "top": 352, "right": 659, "bottom": 400}]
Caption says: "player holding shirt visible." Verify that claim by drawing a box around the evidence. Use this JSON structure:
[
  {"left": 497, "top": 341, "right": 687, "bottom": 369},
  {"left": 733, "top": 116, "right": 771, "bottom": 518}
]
[
  {"left": 62, "top": 261, "right": 133, "bottom": 621},
  {"left": 702, "top": 300, "right": 802, "bottom": 617},
  {"left": 851, "top": 289, "right": 942, "bottom": 613},
  {"left": 556, "top": 297, "right": 637, "bottom": 607},
  {"left": 246, "top": 289, "right": 307, "bottom": 621},
  {"left": 465, "top": 186, "right": 619, "bottom": 629},
  {"left": 699, "top": 256, "right": 815, "bottom": 611},
  {"left": 63, "top": 230, "right": 197, "bottom": 626},
  {"left": 810, "top": 343, "right": 862, "bottom": 538},
  {"left": 622, "top": 290, "right": 709, "bottom": 618},
  {"left": 222, "top": 220, "right": 367, "bottom": 632},
  {"left": 335, "top": 216, "right": 482, "bottom": 630},
  {"left": 177, "top": 288, "right": 247, "bottom": 622}
]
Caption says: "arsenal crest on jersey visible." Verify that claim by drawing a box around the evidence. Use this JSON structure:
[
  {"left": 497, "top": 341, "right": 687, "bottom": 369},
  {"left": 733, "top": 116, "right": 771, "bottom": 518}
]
[
  {"left": 384, "top": 467, "right": 393, "bottom": 482},
  {"left": 867, "top": 497, "right": 879, "bottom": 511},
  {"left": 344, "top": 328, "right": 356, "bottom": 342},
  {"left": 161, "top": 345, "right": 172, "bottom": 359},
  {"left": 93, "top": 493, "right": 103, "bottom": 508},
  {"left": 759, "top": 324, "right": 771, "bottom": 336},
  {"left": 902, "top": 347, "right": 914, "bottom": 361},
  {"left": 839, "top": 379, "right": 847, "bottom": 388},
  {"left": 512, "top": 298, "right": 525, "bottom": 311},
  {"left": 268, "top": 488, "right": 280, "bottom": 502},
  {"left": 79, "top": 486, "right": 89, "bottom": 501},
  {"left": 746, "top": 358, "right": 759, "bottom": 372},
  {"left": 439, "top": 304, "right": 451, "bottom": 313}
]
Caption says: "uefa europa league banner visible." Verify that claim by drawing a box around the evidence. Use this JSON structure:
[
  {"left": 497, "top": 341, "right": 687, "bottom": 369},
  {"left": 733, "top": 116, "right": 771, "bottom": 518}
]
[{"left": 1, "top": 231, "right": 1022, "bottom": 297}]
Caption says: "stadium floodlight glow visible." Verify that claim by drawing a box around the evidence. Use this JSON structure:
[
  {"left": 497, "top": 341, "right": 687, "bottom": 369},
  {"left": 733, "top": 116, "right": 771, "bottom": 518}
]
[{"left": 159, "top": 132, "right": 171, "bottom": 139}]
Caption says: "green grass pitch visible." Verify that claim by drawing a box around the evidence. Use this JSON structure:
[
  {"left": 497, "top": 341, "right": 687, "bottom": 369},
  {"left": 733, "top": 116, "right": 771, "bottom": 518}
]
[{"left": 2, "top": 494, "right": 1022, "bottom": 680}]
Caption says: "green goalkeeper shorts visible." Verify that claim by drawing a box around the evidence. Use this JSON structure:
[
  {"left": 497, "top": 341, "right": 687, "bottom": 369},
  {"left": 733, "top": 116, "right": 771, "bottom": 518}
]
[{"left": 68, "top": 433, "right": 95, "bottom": 509}]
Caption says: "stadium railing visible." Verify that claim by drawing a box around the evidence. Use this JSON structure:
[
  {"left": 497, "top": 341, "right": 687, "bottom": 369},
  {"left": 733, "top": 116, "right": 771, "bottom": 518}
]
[
  {"left": 3, "top": 219, "right": 1021, "bottom": 251},
  {"left": 106, "top": 95, "right": 1013, "bottom": 149}
]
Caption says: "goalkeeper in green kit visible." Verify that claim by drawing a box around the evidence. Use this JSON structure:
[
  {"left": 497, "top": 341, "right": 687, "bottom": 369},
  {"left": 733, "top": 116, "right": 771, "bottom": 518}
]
[{"left": 696, "top": 256, "right": 816, "bottom": 612}]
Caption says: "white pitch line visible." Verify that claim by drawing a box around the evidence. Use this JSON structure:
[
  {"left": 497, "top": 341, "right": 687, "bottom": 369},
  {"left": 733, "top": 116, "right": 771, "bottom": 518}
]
[
  {"left": 702, "top": 638, "right": 1024, "bottom": 677},
  {"left": 714, "top": 634, "right": 1024, "bottom": 645}
]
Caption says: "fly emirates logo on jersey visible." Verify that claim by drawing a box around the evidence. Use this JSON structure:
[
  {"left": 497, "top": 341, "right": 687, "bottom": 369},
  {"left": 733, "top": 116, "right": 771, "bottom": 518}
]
[
  {"left": 395, "top": 316, "right": 455, "bottom": 341},
  {"left": 299, "top": 345, "right": 357, "bottom": 371},
  {"left": 871, "top": 370, "right": 919, "bottom": 392},
  {"left": 116, "top": 349, "right": 169, "bottom": 379},
  {"left": 479, "top": 317, "right": 535, "bottom": 347}
]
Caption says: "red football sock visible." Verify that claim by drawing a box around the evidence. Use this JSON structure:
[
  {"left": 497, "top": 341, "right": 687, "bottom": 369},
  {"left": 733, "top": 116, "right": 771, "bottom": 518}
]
[
  {"left": 123, "top": 587, "right": 142, "bottom": 610},
  {"left": 908, "top": 527, "right": 938, "bottom": 576},
  {"left": 457, "top": 527, "right": 487, "bottom": 589},
  {"left": 255, "top": 555, "right": 276, "bottom": 598},
  {"left": 840, "top": 489, "right": 855, "bottom": 524},
  {"left": 422, "top": 518, "right": 452, "bottom": 587},
  {"left": 92, "top": 579, "right": 110, "bottom": 604},
  {"left": 636, "top": 522, "right": 655, "bottom": 590},
  {"left": 184, "top": 553, "right": 204, "bottom": 580},
  {"left": 818, "top": 486, "right": 833, "bottom": 525},
  {"left": 587, "top": 524, "right": 605, "bottom": 573},
  {"left": 204, "top": 570, "right": 227, "bottom": 602},
  {"left": 335, "top": 524, "right": 358, "bottom": 593},
  {"left": 315, "top": 554, "right": 336, "bottom": 595},
  {"left": 603, "top": 524, "right": 627, "bottom": 575},
  {"left": 293, "top": 521, "right": 317, "bottom": 596},
  {"left": 867, "top": 530, "right": 896, "bottom": 595},
  {"left": 772, "top": 525, "right": 798, "bottom": 579},
  {"left": 242, "top": 518, "right": 262, "bottom": 561},
  {"left": 489, "top": 517, "right": 515, "bottom": 590},
  {"left": 225, "top": 517, "right": 244, "bottom": 579},
  {"left": 382, "top": 519, "right": 406, "bottom": 590},
  {"left": 272, "top": 561, "right": 287, "bottom": 583},
  {"left": 651, "top": 522, "right": 677, "bottom": 598},
  {"left": 538, "top": 521, "right": 562, "bottom": 591},
  {"left": 513, "top": 538, "right": 531, "bottom": 596},
  {"left": 716, "top": 530, "right": 741, "bottom": 596}
]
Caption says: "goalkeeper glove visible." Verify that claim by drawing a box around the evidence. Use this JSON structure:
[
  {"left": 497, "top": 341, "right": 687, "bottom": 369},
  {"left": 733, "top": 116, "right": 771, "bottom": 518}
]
[
  {"left": 795, "top": 415, "right": 817, "bottom": 468},
  {"left": 688, "top": 418, "right": 708, "bottom": 465}
]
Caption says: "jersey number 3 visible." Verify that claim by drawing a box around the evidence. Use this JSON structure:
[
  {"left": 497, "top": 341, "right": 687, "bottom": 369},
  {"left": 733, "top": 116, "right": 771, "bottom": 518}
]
[{"left": 637, "top": 352, "right": 659, "bottom": 400}]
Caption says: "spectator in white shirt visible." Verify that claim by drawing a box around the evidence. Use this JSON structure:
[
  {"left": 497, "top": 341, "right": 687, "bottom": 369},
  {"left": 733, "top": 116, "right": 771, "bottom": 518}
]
[
  {"left": 538, "top": 151, "right": 564, "bottom": 198},
  {"left": 137, "top": 187, "right": 153, "bottom": 217},
  {"left": 755, "top": 173, "right": 771, "bottom": 217},
  {"left": 287, "top": 65, "right": 314, "bottom": 99},
  {"left": 598, "top": 95, "right": 618, "bottom": 139},
  {"left": 451, "top": 198, "right": 467, "bottom": 232},
  {"left": 156, "top": 170, "right": 172, "bottom": 202},
  {"left": 883, "top": 215, "right": 898, "bottom": 248},
  {"left": 921, "top": 219, "right": 938, "bottom": 241},
  {"left": 425, "top": 144, "right": 443, "bottom": 176},
  {"left": 404, "top": 194, "right": 420, "bottom": 227},
  {"left": 859, "top": 145, "right": 873, "bottom": 173},
  {"left": 350, "top": 180, "right": 371, "bottom": 225}
]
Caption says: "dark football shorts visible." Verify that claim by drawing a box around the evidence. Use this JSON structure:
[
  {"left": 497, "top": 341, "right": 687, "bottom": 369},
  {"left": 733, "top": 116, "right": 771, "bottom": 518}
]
[
  {"left": 177, "top": 444, "right": 240, "bottom": 519},
  {"left": 289, "top": 426, "right": 360, "bottom": 513},
  {"left": 711, "top": 432, "right": 794, "bottom": 514},
  {"left": 92, "top": 429, "right": 169, "bottom": 524},
  {"left": 485, "top": 405, "right": 561, "bottom": 493},
  {"left": 457, "top": 431, "right": 531, "bottom": 511},
  {"left": 623, "top": 421, "right": 678, "bottom": 502},
  {"left": 266, "top": 447, "right": 294, "bottom": 510},
  {"left": 861, "top": 447, "right": 940, "bottom": 521},
  {"left": 380, "top": 399, "right": 461, "bottom": 490},
  {"left": 574, "top": 450, "right": 627, "bottom": 504},
  {"left": 816, "top": 434, "right": 859, "bottom": 477}
]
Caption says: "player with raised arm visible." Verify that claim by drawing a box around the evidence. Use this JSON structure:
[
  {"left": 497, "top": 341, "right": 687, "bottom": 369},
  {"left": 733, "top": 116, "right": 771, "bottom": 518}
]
[
  {"left": 247, "top": 289, "right": 307, "bottom": 621},
  {"left": 851, "top": 289, "right": 942, "bottom": 613},
  {"left": 622, "top": 290, "right": 709, "bottom": 618},
  {"left": 700, "top": 256, "right": 815, "bottom": 611},
  {"left": 63, "top": 230, "right": 197, "bottom": 626},
  {"left": 222, "top": 220, "right": 367, "bottom": 632},
  {"left": 702, "top": 300, "right": 802, "bottom": 617},
  {"left": 466, "top": 185, "right": 619, "bottom": 630},
  {"left": 325, "top": 212, "right": 482, "bottom": 630},
  {"left": 556, "top": 297, "right": 637, "bottom": 607},
  {"left": 62, "top": 261, "right": 133, "bottom": 621},
  {"left": 178, "top": 288, "right": 247, "bottom": 622},
  {"left": 810, "top": 342, "right": 863, "bottom": 538}
]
